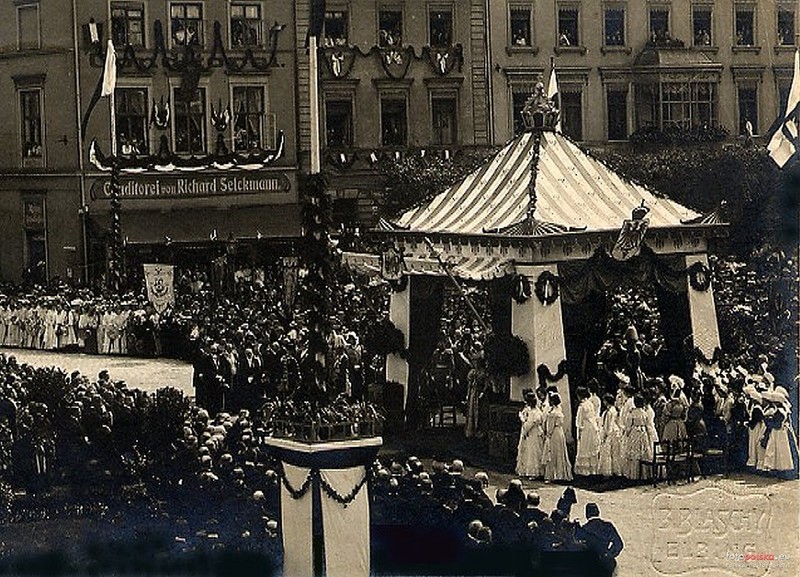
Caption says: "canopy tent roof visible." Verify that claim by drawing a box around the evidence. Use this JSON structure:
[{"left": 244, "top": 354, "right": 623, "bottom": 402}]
[{"left": 390, "top": 131, "right": 703, "bottom": 237}]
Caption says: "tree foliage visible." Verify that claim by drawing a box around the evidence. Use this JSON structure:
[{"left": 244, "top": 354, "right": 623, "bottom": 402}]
[
  {"left": 596, "top": 142, "right": 790, "bottom": 253},
  {"left": 377, "top": 148, "right": 498, "bottom": 216}
]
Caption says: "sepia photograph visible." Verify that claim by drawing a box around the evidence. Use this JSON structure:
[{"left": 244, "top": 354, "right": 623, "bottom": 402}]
[{"left": 0, "top": 1, "right": 798, "bottom": 576}]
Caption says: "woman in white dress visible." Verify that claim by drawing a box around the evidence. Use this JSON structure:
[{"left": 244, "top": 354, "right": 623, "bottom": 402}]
[
  {"left": 543, "top": 393, "right": 573, "bottom": 482},
  {"left": 624, "top": 395, "right": 653, "bottom": 480},
  {"left": 598, "top": 393, "right": 622, "bottom": 476},
  {"left": 574, "top": 387, "right": 601, "bottom": 476},
  {"left": 759, "top": 388, "right": 796, "bottom": 473},
  {"left": 516, "top": 389, "right": 544, "bottom": 478}
]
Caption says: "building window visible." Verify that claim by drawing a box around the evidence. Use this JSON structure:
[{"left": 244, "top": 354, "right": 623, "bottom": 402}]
[
  {"left": 380, "top": 97, "right": 407, "bottom": 146},
  {"left": 737, "top": 86, "right": 758, "bottom": 135},
  {"left": 231, "top": 4, "right": 262, "bottom": 47},
  {"left": 431, "top": 96, "right": 457, "bottom": 145},
  {"left": 379, "top": 8, "right": 403, "bottom": 47},
  {"left": 325, "top": 99, "right": 353, "bottom": 147},
  {"left": 170, "top": 2, "right": 203, "bottom": 46},
  {"left": 511, "top": 88, "right": 532, "bottom": 136},
  {"left": 649, "top": 8, "right": 670, "bottom": 43},
  {"left": 115, "top": 88, "right": 149, "bottom": 155},
  {"left": 659, "top": 81, "right": 717, "bottom": 129},
  {"left": 324, "top": 9, "right": 348, "bottom": 46},
  {"left": 174, "top": 87, "right": 206, "bottom": 154},
  {"left": 607, "top": 88, "right": 628, "bottom": 141},
  {"left": 604, "top": 7, "right": 625, "bottom": 47},
  {"left": 19, "top": 89, "right": 43, "bottom": 161},
  {"left": 509, "top": 7, "right": 532, "bottom": 47},
  {"left": 17, "top": 2, "right": 40, "bottom": 50},
  {"left": 111, "top": 3, "right": 145, "bottom": 47},
  {"left": 735, "top": 6, "right": 755, "bottom": 46},
  {"left": 692, "top": 6, "right": 712, "bottom": 46},
  {"left": 429, "top": 8, "right": 453, "bottom": 47},
  {"left": 778, "top": 7, "right": 795, "bottom": 46},
  {"left": 562, "top": 91, "right": 583, "bottom": 141},
  {"left": 558, "top": 7, "right": 579, "bottom": 46},
  {"left": 233, "top": 86, "right": 264, "bottom": 150}
]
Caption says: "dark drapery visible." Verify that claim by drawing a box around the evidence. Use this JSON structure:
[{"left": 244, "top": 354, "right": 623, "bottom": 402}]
[
  {"left": 653, "top": 283, "right": 693, "bottom": 378},
  {"left": 558, "top": 247, "right": 687, "bottom": 305},
  {"left": 562, "top": 291, "right": 608, "bottom": 392},
  {"left": 407, "top": 275, "right": 445, "bottom": 427}
]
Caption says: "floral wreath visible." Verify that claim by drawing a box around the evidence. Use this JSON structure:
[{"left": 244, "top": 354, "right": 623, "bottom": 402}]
[
  {"left": 512, "top": 275, "right": 532, "bottom": 304},
  {"left": 534, "top": 271, "right": 560, "bottom": 305},
  {"left": 688, "top": 261, "right": 711, "bottom": 292}
]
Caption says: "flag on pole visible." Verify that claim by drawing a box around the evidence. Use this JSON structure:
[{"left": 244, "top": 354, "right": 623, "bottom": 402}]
[
  {"left": 547, "top": 57, "right": 562, "bottom": 132},
  {"left": 100, "top": 40, "right": 117, "bottom": 97},
  {"left": 767, "top": 48, "right": 799, "bottom": 168},
  {"left": 81, "top": 40, "right": 118, "bottom": 138}
]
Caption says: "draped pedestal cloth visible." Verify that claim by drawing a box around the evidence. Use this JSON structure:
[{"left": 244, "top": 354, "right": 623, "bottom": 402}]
[
  {"left": 280, "top": 463, "right": 313, "bottom": 577},
  {"left": 320, "top": 466, "right": 371, "bottom": 577}
]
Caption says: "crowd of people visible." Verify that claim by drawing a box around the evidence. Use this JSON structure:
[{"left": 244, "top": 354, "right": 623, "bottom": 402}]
[
  {"left": 515, "top": 322, "right": 798, "bottom": 482},
  {"left": 372, "top": 457, "right": 622, "bottom": 576}
]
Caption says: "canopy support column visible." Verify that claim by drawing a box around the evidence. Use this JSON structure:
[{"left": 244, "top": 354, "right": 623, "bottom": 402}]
[
  {"left": 512, "top": 264, "right": 573, "bottom": 442},
  {"left": 386, "top": 280, "right": 410, "bottom": 409},
  {"left": 686, "top": 253, "right": 721, "bottom": 370}
]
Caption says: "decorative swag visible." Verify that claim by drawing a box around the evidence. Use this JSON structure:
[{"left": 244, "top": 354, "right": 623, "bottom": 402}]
[{"left": 557, "top": 246, "right": 688, "bottom": 305}]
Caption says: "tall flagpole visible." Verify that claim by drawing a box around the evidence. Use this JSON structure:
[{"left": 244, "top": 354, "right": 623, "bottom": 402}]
[
  {"left": 106, "top": 41, "right": 122, "bottom": 293},
  {"left": 309, "top": 33, "right": 321, "bottom": 174}
]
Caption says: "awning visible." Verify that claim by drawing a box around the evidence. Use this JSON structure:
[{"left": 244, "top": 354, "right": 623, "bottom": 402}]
[
  {"left": 342, "top": 251, "right": 514, "bottom": 281},
  {"left": 395, "top": 131, "right": 700, "bottom": 235},
  {"left": 90, "top": 204, "right": 301, "bottom": 244}
]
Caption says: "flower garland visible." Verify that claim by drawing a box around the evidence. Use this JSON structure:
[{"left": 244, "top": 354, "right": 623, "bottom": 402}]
[
  {"left": 688, "top": 261, "right": 712, "bottom": 292},
  {"left": 511, "top": 275, "right": 531, "bottom": 304},
  {"left": 485, "top": 334, "right": 530, "bottom": 377},
  {"left": 536, "top": 360, "right": 569, "bottom": 389},
  {"left": 365, "top": 318, "right": 406, "bottom": 358},
  {"left": 277, "top": 462, "right": 371, "bottom": 506},
  {"left": 534, "top": 271, "right": 560, "bottom": 305},
  {"left": 694, "top": 346, "right": 722, "bottom": 367}
]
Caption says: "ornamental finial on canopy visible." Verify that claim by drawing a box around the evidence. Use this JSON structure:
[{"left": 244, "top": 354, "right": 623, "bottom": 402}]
[{"left": 521, "top": 81, "right": 560, "bottom": 132}]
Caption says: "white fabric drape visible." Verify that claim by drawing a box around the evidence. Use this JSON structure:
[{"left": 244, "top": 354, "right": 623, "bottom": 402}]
[
  {"left": 280, "top": 463, "right": 314, "bottom": 577},
  {"left": 319, "top": 466, "right": 370, "bottom": 577}
]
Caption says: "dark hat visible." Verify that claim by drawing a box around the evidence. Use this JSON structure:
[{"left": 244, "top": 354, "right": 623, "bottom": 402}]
[{"left": 586, "top": 503, "right": 600, "bottom": 518}]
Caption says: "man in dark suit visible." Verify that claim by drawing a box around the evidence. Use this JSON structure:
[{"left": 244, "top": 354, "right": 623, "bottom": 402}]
[
  {"left": 237, "top": 348, "right": 263, "bottom": 412},
  {"left": 575, "top": 503, "right": 624, "bottom": 576}
]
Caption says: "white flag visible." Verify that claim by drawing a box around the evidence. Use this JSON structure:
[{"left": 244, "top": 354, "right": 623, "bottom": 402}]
[
  {"left": 768, "top": 49, "right": 799, "bottom": 168},
  {"left": 547, "top": 59, "right": 562, "bottom": 132},
  {"left": 100, "top": 39, "right": 117, "bottom": 98}
]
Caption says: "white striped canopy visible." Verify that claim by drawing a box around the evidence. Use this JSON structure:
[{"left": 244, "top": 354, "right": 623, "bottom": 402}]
[{"left": 396, "top": 131, "right": 700, "bottom": 235}]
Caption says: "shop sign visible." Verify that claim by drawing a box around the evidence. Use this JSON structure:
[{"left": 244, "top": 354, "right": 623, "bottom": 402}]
[{"left": 91, "top": 173, "right": 292, "bottom": 200}]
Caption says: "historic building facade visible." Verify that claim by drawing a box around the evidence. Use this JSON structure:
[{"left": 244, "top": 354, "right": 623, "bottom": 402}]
[
  {"left": 0, "top": 0, "right": 301, "bottom": 285},
  {"left": 0, "top": 1, "right": 797, "bottom": 283},
  {"left": 294, "top": 0, "right": 495, "bottom": 224},
  {"left": 487, "top": 0, "right": 797, "bottom": 144}
]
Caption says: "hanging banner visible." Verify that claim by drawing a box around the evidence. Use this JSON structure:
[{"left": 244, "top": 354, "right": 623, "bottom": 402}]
[
  {"left": 280, "top": 463, "right": 314, "bottom": 577},
  {"left": 143, "top": 264, "right": 175, "bottom": 313},
  {"left": 320, "top": 466, "right": 371, "bottom": 577}
]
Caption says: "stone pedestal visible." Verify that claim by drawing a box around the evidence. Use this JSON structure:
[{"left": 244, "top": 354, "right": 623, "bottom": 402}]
[{"left": 264, "top": 436, "right": 383, "bottom": 577}]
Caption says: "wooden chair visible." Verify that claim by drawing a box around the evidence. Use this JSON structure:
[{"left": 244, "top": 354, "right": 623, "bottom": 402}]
[
  {"left": 640, "top": 441, "right": 671, "bottom": 487},
  {"left": 668, "top": 439, "right": 692, "bottom": 483}
]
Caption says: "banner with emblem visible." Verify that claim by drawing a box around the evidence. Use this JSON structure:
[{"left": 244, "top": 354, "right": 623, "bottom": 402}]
[
  {"left": 611, "top": 218, "right": 650, "bottom": 261},
  {"left": 143, "top": 264, "right": 175, "bottom": 313}
]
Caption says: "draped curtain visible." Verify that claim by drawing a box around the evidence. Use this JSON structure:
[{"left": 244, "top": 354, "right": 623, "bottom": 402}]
[
  {"left": 558, "top": 247, "right": 687, "bottom": 305},
  {"left": 407, "top": 276, "right": 445, "bottom": 427}
]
